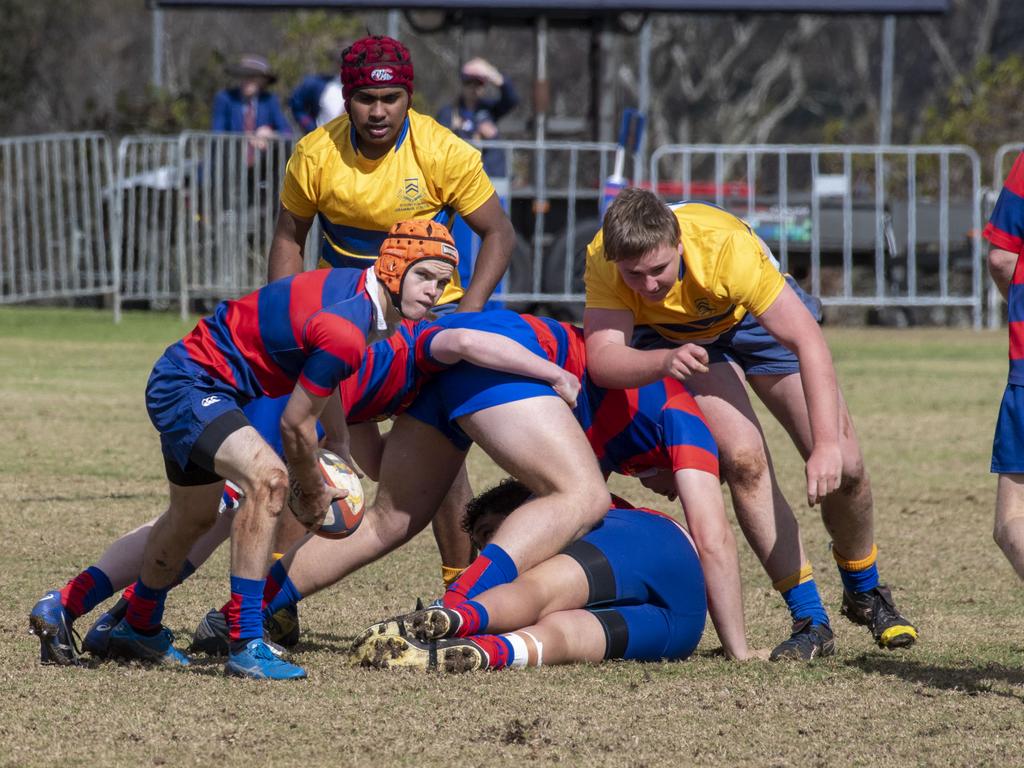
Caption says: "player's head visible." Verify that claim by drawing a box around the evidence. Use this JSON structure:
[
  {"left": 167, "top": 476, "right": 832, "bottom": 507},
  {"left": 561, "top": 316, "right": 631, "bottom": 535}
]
[
  {"left": 341, "top": 35, "right": 413, "bottom": 153},
  {"left": 374, "top": 220, "right": 458, "bottom": 319},
  {"left": 602, "top": 188, "right": 682, "bottom": 302},
  {"left": 461, "top": 478, "right": 533, "bottom": 550}
]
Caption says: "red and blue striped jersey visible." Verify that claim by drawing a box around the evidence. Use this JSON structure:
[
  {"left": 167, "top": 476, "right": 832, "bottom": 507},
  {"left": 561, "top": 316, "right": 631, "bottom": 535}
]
[
  {"left": 340, "top": 318, "right": 436, "bottom": 423},
  {"left": 984, "top": 151, "right": 1024, "bottom": 385},
  {"left": 580, "top": 377, "right": 719, "bottom": 478},
  {"left": 167, "top": 268, "right": 377, "bottom": 399},
  {"left": 416, "top": 309, "right": 587, "bottom": 381}
]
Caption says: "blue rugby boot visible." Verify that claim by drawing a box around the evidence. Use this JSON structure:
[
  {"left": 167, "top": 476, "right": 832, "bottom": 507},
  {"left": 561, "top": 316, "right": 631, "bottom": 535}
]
[
  {"left": 28, "top": 590, "right": 81, "bottom": 666},
  {"left": 107, "top": 620, "right": 191, "bottom": 667},
  {"left": 82, "top": 596, "right": 129, "bottom": 658},
  {"left": 225, "top": 639, "right": 306, "bottom": 680}
]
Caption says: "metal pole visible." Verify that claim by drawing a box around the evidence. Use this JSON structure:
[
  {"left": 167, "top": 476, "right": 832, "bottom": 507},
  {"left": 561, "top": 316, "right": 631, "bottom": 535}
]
[
  {"left": 152, "top": 8, "right": 164, "bottom": 90},
  {"left": 636, "top": 15, "right": 652, "bottom": 184},
  {"left": 879, "top": 14, "right": 894, "bottom": 145},
  {"left": 387, "top": 9, "right": 400, "bottom": 40}
]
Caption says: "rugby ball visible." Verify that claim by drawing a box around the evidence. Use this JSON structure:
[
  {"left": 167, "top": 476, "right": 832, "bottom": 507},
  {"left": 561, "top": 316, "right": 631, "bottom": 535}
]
[{"left": 314, "top": 449, "right": 365, "bottom": 539}]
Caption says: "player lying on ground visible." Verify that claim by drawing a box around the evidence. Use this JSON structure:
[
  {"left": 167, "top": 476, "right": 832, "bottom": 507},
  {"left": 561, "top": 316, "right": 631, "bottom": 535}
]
[
  {"left": 351, "top": 479, "right": 724, "bottom": 672},
  {"left": 236, "top": 310, "right": 756, "bottom": 660},
  {"left": 30, "top": 296, "right": 579, "bottom": 666},
  {"left": 583, "top": 188, "right": 917, "bottom": 659}
]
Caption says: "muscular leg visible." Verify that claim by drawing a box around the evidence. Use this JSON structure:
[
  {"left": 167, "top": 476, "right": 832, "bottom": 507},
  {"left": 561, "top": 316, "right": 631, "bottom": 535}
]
[
  {"left": 431, "top": 463, "right": 475, "bottom": 578},
  {"left": 467, "top": 554, "right": 589, "bottom": 633},
  {"left": 687, "top": 362, "right": 807, "bottom": 582},
  {"left": 459, "top": 397, "right": 609, "bottom": 572},
  {"left": 279, "top": 416, "right": 468, "bottom": 598},
  {"left": 495, "top": 610, "right": 607, "bottom": 665},
  {"left": 750, "top": 372, "right": 874, "bottom": 560},
  {"left": 994, "top": 473, "right": 1024, "bottom": 578}
]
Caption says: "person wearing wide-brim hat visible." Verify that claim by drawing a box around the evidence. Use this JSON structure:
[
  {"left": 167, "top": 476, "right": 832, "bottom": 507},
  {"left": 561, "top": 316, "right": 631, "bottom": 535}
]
[{"left": 212, "top": 53, "right": 291, "bottom": 139}]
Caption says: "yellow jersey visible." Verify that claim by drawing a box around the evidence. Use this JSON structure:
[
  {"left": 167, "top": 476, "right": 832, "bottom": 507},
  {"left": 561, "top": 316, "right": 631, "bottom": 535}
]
[
  {"left": 584, "top": 202, "right": 785, "bottom": 343},
  {"left": 281, "top": 108, "right": 495, "bottom": 305}
]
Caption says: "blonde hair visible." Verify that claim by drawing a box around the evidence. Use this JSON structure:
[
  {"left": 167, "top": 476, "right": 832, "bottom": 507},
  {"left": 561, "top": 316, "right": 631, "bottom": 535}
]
[{"left": 601, "top": 188, "right": 680, "bottom": 262}]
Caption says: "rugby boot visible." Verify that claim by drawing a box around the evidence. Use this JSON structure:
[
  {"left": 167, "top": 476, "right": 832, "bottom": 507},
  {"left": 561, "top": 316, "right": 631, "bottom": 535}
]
[
  {"left": 351, "top": 633, "right": 487, "bottom": 673},
  {"left": 189, "top": 607, "right": 288, "bottom": 657},
  {"left": 225, "top": 639, "right": 306, "bottom": 680},
  {"left": 841, "top": 584, "right": 918, "bottom": 649},
  {"left": 82, "top": 596, "right": 129, "bottom": 658},
  {"left": 769, "top": 618, "right": 836, "bottom": 661},
  {"left": 264, "top": 604, "right": 300, "bottom": 648},
  {"left": 28, "top": 590, "right": 81, "bottom": 666},
  {"left": 107, "top": 620, "right": 191, "bottom": 667}
]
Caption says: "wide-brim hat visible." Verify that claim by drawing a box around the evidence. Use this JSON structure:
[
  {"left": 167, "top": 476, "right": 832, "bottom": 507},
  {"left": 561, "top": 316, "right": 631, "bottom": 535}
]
[{"left": 226, "top": 54, "right": 278, "bottom": 85}]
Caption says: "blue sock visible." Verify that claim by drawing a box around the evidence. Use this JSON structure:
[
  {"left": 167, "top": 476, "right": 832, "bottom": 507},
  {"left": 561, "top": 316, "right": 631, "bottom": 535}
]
[
  {"left": 262, "top": 561, "right": 303, "bottom": 619},
  {"left": 838, "top": 562, "right": 880, "bottom": 594},
  {"left": 444, "top": 543, "right": 518, "bottom": 606},
  {"left": 781, "top": 579, "right": 830, "bottom": 627},
  {"left": 227, "top": 575, "right": 265, "bottom": 645}
]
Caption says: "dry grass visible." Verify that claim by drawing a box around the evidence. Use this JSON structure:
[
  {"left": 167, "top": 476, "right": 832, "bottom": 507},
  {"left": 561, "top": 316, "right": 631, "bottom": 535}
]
[{"left": 2, "top": 308, "right": 1023, "bottom": 767}]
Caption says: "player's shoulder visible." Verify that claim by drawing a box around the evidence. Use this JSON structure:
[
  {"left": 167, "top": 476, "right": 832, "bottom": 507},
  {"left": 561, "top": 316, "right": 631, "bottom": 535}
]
[
  {"left": 408, "top": 109, "right": 479, "bottom": 158},
  {"left": 293, "top": 115, "right": 352, "bottom": 160},
  {"left": 672, "top": 200, "right": 751, "bottom": 235}
]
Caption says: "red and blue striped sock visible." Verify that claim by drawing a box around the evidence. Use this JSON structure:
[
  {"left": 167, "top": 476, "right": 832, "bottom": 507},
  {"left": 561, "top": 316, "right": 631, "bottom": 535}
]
[
  {"left": 226, "top": 575, "right": 265, "bottom": 649},
  {"left": 466, "top": 634, "right": 514, "bottom": 669},
  {"left": 451, "top": 600, "right": 488, "bottom": 637},
  {"left": 443, "top": 543, "right": 517, "bottom": 608},
  {"left": 261, "top": 560, "right": 302, "bottom": 618},
  {"left": 124, "top": 579, "right": 168, "bottom": 634},
  {"left": 115, "top": 559, "right": 195, "bottom": 613},
  {"left": 60, "top": 566, "right": 114, "bottom": 620}
]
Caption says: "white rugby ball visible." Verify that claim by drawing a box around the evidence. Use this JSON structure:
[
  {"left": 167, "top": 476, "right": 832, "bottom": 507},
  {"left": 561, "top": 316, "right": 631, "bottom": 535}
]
[{"left": 314, "top": 449, "right": 365, "bottom": 540}]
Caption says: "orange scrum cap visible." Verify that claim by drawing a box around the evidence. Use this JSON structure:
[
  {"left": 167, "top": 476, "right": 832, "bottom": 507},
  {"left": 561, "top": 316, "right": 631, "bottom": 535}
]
[{"left": 374, "top": 220, "right": 459, "bottom": 310}]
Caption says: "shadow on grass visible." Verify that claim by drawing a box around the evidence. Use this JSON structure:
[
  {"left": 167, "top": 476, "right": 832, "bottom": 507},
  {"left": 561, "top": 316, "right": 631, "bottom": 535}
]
[
  {"left": 845, "top": 653, "right": 1024, "bottom": 700},
  {"left": 292, "top": 630, "right": 359, "bottom": 655}
]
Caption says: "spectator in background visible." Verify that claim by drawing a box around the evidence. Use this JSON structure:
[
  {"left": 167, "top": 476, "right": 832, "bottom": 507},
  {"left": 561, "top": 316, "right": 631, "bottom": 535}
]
[
  {"left": 289, "top": 72, "right": 345, "bottom": 134},
  {"left": 212, "top": 54, "right": 292, "bottom": 144},
  {"left": 437, "top": 58, "right": 518, "bottom": 180}
]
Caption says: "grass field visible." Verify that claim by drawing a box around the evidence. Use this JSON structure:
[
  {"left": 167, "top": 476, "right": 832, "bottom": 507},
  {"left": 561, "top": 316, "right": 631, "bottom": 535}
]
[{"left": 2, "top": 307, "right": 1023, "bottom": 767}]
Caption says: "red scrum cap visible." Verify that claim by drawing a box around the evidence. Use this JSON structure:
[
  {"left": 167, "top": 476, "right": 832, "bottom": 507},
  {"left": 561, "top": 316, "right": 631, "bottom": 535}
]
[
  {"left": 374, "top": 220, "right": 458, "bottom": 310},
  {"left": 341, "top": 35, "right": 414, "bottom": 110}
]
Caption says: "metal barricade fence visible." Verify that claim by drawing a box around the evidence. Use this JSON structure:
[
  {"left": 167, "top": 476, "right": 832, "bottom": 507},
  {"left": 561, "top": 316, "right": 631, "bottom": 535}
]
[
  {"left": 987, "top": 143, "right": 1024, "bottom": 328},
  {"left": 651, "top": 144, "right": 983, "bottom": 328},
  {"left": 470, "top": 139, "right": 640, "bottom": 305},
  {"left": 0, "top": 133, "right": 117, "bottom": 312}
]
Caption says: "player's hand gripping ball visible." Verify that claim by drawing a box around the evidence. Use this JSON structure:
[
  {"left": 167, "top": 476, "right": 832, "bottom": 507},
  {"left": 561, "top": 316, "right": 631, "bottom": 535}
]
[{"left": 312, "top": 449, "right": 365, "bottom": 539}]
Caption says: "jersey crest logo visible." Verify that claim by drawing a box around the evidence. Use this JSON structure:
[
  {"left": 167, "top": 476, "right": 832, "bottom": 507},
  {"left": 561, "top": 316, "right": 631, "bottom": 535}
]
[
  {"left": 399, "top": 177, "right": 423, "bottom": 205},
  {"left": 370, "top": 68, "right": 395, "bottom": 82},
  {"left": 695, "top": 298, "right": 715, "bottom": 316},
  {"left": 201, "top": 395, "right": 222, "bottom": 407}
]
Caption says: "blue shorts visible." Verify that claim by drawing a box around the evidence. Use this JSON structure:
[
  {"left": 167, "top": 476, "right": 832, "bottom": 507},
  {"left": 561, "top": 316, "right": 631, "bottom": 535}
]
[
  {"left": 563, "top": 508, "right": 707, "bottom": 662},
  {"left": 632, "top": 275, "right": 822, "bottom": 376},
  {"left": 405, "top": 313, "right": 561, "bottom": 451},
  {"left": 992, "top": 383, "right": 1024, "bottom": 473},
  {"left": 146, "top": 353, "right": 250, "bottom": 483}
]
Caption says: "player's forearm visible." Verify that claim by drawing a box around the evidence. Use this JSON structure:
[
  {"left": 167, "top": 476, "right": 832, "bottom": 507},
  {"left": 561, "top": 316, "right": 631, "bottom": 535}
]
[
  {"left": 795, "top": 337, "right": 840, "bottom": 450},
  {"left": 457, "top": 227, "right": 514, "bottom": 312},
  {"left": 435, "top": 329, "right": 567, "bottom": 386},
  {"left": 696, "top": 528, "right": 751, "bottom": 661},
  {"left": 585, "top": 340, "right": 666, "bottom": 389},
  {"left": 268, "top": 236, "right": 306, "bottom": 283},
  {"left": 281, "top": 414, "right": 322, "bottom": 493}
]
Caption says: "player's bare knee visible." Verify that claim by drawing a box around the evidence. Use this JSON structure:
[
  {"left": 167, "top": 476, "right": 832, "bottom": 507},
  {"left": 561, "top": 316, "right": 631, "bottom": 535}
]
[
  {"left": 720, "top": 445, "right": 771, "bottom": 494},
  {"left": 241, "top": 465, "right": 289, "bottom": 515}
]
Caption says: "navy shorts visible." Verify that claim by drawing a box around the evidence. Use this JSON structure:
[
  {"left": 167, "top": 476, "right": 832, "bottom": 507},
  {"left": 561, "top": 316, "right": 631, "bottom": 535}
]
[
  {"left": 146, "top": 353, "right": 250, "bottom": 485},
  {"left": 632, "top": 275, "right": 822, "bottom": 376},
  {"left": 992, "top": 383, "right": 1024, "bottom": 473},
  {"left": 562, "top": 508, "right": 707, "bottom": 662}
]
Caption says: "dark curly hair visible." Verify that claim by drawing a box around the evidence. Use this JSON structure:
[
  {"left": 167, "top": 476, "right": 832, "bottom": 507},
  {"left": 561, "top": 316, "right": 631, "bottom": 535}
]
[{"left": 461, "top": 478, "right": 533, "bottom": 536}]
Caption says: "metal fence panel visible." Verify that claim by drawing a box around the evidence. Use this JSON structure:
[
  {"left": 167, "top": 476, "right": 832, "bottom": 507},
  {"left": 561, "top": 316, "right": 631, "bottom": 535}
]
[
  {"left": 0, "top": 133, "right": 117, "bottom": 309},
  {"left": 650, "top": 143, "right": 983, "bottom": 328}
]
